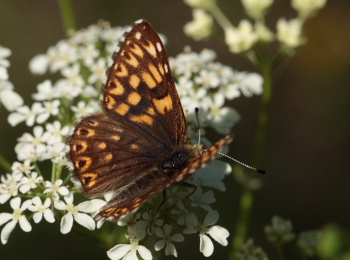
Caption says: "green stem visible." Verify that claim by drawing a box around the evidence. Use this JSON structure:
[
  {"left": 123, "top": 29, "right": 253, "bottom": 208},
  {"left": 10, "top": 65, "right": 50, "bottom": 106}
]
[
  {"left": 251, "top": 61, "right": 273, "bottom": 166},
  {"left": 57, "top": 0, "right": 77, "bottom": 35},
  {"left": 231, "top": 186, "right": 254, "bottom": 256},
  {"left": 208, "top": 3, "right": 234, "bottom": 29},
  {"left": 277, "top": 245, "right": 285, "bottom": 260},
  {"left": 0, "top": 155, "right": 12, "bottom": 172},
  {"left": 231, "top": 62, "right": 273, "bottom": 257}
]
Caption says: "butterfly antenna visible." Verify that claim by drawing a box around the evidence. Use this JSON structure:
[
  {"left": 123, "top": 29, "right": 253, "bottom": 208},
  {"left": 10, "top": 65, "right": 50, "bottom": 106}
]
[
  {"left": 195, "top": 107, "right": 202, "bottom": 145},
  {"left": 218, "top": 152, "right": 266, "bottom": 174}
]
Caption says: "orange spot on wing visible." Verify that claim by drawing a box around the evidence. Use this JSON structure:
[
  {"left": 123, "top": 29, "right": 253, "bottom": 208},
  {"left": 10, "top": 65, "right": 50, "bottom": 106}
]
[
  {"left": 149, "top": 64, "right": 162, "bottom": 83},
  {"left": 153, "top": 93, "right": 173, "bottom": 114},
  {"left": 127, "top": 92, "right": 142, "bottom": 105},
  {"left": 142, "top": 72, "right": 157, "bottom": 89},
  {"left": 130, "top": 114, "right": 154, "bottom": 125},
  {"left": 116, "top": 103, "right": 130, "bottom": 116}
]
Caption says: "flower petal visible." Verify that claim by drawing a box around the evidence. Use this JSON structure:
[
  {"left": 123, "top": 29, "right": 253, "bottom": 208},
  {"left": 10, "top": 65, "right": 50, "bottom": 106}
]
[
  {"left": 10, "top": 197, "right": 21, "bottom": 209},
  {"left": 60, "top": 213, "right": 73, "bottom": 234},
  {"left": 204, "top": 210, "right": 219, "bottom": 226},
  {"left": 0, "top": 213, "right": 12, "bottom": 226},
  {"left": 137, "top": 245, "right": 152, "bottom": 260},
  {"left": 165, "top": 242, "right": 177, "bottom": 256},
  {"left": 172, "top": 233, "right": 184, "bottom": 242},
  {"left": 155, "top": 240, "right": 165, "bottom": 251},
  {"left": 19, "top": 215, "right": 32, "bottom": 232},
  {"left": 1, "top": 220, "right": 17, "bottom": 244},
  {"left": 33, "top": 212, "right": 43, "bottom": 223},
  {"left": 74, "top": 213, "right": 95, "bottom": 230},
  {"left": 54, "top": 200, "right": 67, "bottom": 210},
  {"left": 123, "top": 251, "right": 137, "bottom": 260},
  {"left": 200, "top": 234, "right": 214, "bottom": 257},
  {"left": 44, "top": 209, "right": 55, "bottom": 223},
  {"left": 207, "top": 225, "right": 229, "bottom": 246},
  {"left": 107, "top": 244, "right": 130, "bottom": 260}
]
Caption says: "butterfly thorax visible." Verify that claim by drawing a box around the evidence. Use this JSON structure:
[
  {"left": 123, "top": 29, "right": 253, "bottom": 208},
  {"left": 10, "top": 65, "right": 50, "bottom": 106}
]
[{"left": 159, "top": 145, "right": 199, "bottom": 175}]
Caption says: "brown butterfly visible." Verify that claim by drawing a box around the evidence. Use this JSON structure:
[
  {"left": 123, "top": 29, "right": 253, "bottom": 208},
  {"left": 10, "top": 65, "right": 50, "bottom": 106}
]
[{"left": 67, "top": 19, "right": 233, "bottom": 221}]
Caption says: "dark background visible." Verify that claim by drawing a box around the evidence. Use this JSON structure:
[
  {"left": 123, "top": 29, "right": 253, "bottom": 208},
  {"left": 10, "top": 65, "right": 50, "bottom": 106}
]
[{"left": 0, "top": 0, "right": 349, "bottom": 259}]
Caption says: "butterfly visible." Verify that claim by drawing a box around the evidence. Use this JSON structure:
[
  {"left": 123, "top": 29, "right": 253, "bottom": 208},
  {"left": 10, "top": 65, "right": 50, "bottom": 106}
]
[{"left": 67, "top": 19, "right": 233, "bottom": 221}]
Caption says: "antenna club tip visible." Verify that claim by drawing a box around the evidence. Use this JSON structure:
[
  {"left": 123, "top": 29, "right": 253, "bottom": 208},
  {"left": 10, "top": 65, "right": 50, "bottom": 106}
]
[{"left": 257, "top": 169, "right": 266, "bottom": 174}]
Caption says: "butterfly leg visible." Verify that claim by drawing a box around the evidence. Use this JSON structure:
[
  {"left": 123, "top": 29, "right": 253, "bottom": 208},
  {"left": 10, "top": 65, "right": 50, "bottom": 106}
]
[
  {"left": 149, "top": 190, "right": 167, "bottom": 233},
  {"left": 178, "top": 182, "right": 197, "bottom": 199}
]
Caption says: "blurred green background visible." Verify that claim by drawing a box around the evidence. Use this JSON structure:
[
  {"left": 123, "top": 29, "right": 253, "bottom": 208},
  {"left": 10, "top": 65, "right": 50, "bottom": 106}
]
[{"left": 0, "top": 0, "right": 349, "bottom": 259}]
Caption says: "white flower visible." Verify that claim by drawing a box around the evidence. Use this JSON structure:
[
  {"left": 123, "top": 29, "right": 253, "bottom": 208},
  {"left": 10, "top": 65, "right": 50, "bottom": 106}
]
[
  {"left": 19, "top": 171, "right": 43, "bottom": 194},
  {"left": 170, "top": 200, "right": 190, "bottom": 225},
  {"left": 0, "top": 197, "right": 32, "bottom": 244},
  {"left": 184, "top": 211, "right": 229, "bottom": 257},
  {"left": 107, "top": 230, "right": 152, "bottom": 260},
  {"left": 80, "top": 44, "right": 99, "bottom": 67},
  {"left": 47, "top": 40, "right": 78, "bottom": 73},
  {"left": 292, "top": 0, "right": 327, "bottom": 19},
  {"left": 236, "top": 72, "right": 264, "bottom": 97},
  {"left": 45, "top": 120, "right": 70, "bottom": 144},
  {"left": 190, "top": 188, "right": 216, "bottom": 211},
  {"left": 29, "top": 54, "right": 49, "bottom": 75},
  {"left": 43, "top": 179, "right": 69, "bottom": 201},
  {"left": 194, "top": 69, "right": 220, "bottom": 89},
  {"left": 36, "top": 99, "right": 60, "bottom": 123},
  {"left": 155, "top": 224, "right": 184, "bottom": 257},
  {"left": 61, "top": 64, "right": 84, "bottom": 87},
  {"left": 32, "top": 80, "right": 56, "bottom": 101},
  {"left": 11, "top": 160, "right": 34, "bottom": 175},
  {"left": 191, "top": 160, "right": 231, "bottom": 191},
  {"left": 15, "top": 126, "right": 50, "bottom": 161},
  {"left": 225, "top": 20, "right": 258, "bottom": 53},
  {"left": 0, "top": 46, "right": 11, "bottom": 68},
  {"left": 277, "top": 18, "right": 306, "bottom": 50},
  {"left": 241, "top": 0, "right": 273, "bottom": 20},
  {"left": 54, "top": 193, "right": 96, "bottom": 234},
  {"left": 71, "top": 101, "right": 96, "bottom": 119},
  {"left": 0, "top": 81, "right": 23, "bottom": 112},
  {"left": 88, "top": 57, "right": 107, "bottom": 84},
  {"left": 0, "top": 172, "right": 22, "bottom": 204},
  {"left": 184, "top": 0, "right": 216, "bottom": 9},
  {"left": 184, "top": 9, "right": 213, "bottom": 40},
  {"left": 55, "top": 79, "right": 81, "bottom": 100},
  {"left": 207, "top": 93, "right": 241, "bottom": 134},
  {"left": 8, "top": 102, "right": 44, "bottom": 127},
  {"left": 28, "top": 196, "right": 55, "bottom": 223},
  {"left": 142, "top": 212, "right": 163, "bottom": 234}
]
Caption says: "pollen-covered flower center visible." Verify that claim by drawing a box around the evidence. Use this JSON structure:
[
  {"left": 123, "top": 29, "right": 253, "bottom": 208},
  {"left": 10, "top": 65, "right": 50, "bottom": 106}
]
[
  {"left": 36, "top": 204, "right": 47, "bottom": 213},
  {"left": 66, "top": 203, "right": 78, "bottom": 215},
  {"left": 12, "top": 208, "right": 23, "bottom": 220},
  {"left": 50, "top": 184, "right": 59, "bottom": 192}
]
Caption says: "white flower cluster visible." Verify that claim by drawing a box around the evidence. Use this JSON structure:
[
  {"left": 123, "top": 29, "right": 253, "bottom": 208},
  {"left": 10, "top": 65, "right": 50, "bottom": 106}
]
[
  {"left": 0, "top": 46, "right": 23, "bottom": 112},
  {"left": 170, "top": 48, "right": 263, "bottom": 136},
  {"left": 184, "top": 0, "right": 327, "bottom": 54},
  {"left": 0, "top": 20, "right": 263, "bottom": 259}
]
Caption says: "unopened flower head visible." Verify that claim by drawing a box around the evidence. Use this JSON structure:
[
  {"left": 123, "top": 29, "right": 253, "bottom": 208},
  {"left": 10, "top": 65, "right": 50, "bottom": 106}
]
[
  {"left": 184, "top": 9, "right": 214, "bottom": 40},
  {"left": 277, "top": 18, "right": 306, "bottom": 51},
  {"left": 297, "top": 230, "right": 321, "bottom": 257},
  {"left": 241, "top": 0, "right": 273, "bottom": 20},
  {"left": 265, "top": 216, "right": 295, "bottom": 246},
  {"left": 236, "top": 239, "right": 268, "bottom": 260},
  {"left": 225, "top": 20, "right": 258, "bottom": 53},
  {"left": 292, "top": 0, "right": 327, "bottom": 19}
]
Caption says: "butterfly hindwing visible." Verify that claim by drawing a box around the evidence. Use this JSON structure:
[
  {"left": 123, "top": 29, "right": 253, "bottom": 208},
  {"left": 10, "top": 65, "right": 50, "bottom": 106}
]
[{"left": 68, "top": 113, "right": 162, "bottom": 198}]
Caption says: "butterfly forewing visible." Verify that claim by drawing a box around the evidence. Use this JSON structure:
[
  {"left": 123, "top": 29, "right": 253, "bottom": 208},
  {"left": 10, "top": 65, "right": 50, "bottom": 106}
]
[
  {"left": 102, "top": 20, "right": 187, "bottom": 150},
  {"left": 67, "top": 19, "right": 233, "bottom": 221}
]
